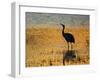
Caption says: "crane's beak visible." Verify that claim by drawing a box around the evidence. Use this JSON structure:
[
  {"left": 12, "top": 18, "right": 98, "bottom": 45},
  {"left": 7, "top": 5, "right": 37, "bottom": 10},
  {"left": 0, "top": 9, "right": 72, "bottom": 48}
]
[
  {"left": 60, "top": 23, "right": 63, "bottom": 26},
  {"left": 60, "top": 23, "right": 64, "bottom": 27}
]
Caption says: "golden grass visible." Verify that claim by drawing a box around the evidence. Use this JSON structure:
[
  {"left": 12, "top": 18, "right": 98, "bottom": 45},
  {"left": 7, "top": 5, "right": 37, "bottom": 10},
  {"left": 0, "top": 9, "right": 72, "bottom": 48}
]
[{"left": 26, "top": 25, "right": 89, "bottom": 67}]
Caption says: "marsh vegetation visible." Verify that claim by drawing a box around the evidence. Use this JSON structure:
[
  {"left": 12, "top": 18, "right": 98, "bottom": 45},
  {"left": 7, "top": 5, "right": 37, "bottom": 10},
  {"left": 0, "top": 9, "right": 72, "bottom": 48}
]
[{"left": 26, "top": 24, "right": 89, "bottom": 67}]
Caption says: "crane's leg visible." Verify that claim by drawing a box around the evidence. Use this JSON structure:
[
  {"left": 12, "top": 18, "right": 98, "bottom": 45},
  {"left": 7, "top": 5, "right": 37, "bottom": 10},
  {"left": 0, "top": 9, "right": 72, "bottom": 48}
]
[
  {"left": 68, "top": 42, "right": 69, "bottom": 51},
  {"left": 71, "top": 43, "right": 73, "bottom": 51}
]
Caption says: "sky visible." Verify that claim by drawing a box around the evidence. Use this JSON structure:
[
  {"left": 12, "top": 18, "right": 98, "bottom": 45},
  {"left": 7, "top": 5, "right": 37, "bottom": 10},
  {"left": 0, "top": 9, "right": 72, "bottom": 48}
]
[{"left": 26, "top": 12, "right": 89, "bottom": 27}]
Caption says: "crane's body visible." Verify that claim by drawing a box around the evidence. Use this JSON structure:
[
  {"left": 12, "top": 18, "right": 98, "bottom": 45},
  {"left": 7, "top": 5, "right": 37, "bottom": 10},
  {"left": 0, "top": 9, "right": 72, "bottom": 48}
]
[{"left": 63, "top": 33, "right": 75, "bottom": 43}]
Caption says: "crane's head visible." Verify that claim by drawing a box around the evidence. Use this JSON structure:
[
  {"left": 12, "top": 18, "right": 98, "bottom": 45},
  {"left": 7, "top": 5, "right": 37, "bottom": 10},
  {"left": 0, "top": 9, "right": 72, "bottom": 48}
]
[{"left": 60, "top": 23, "right": 65, "bottom": 29}]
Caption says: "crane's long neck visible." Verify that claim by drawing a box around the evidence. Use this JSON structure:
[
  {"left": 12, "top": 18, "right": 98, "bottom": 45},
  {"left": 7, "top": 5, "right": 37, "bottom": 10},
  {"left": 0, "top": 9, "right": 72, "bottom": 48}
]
[{"left": 62, "top": 26, "right": 65, "bottom": 36}]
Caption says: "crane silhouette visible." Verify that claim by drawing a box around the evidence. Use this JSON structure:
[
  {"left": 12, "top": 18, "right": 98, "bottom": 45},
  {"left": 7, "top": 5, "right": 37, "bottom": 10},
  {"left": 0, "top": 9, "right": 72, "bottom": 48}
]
[{"left": 60, "top": 23, "right": 75, "bottom": 51}]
